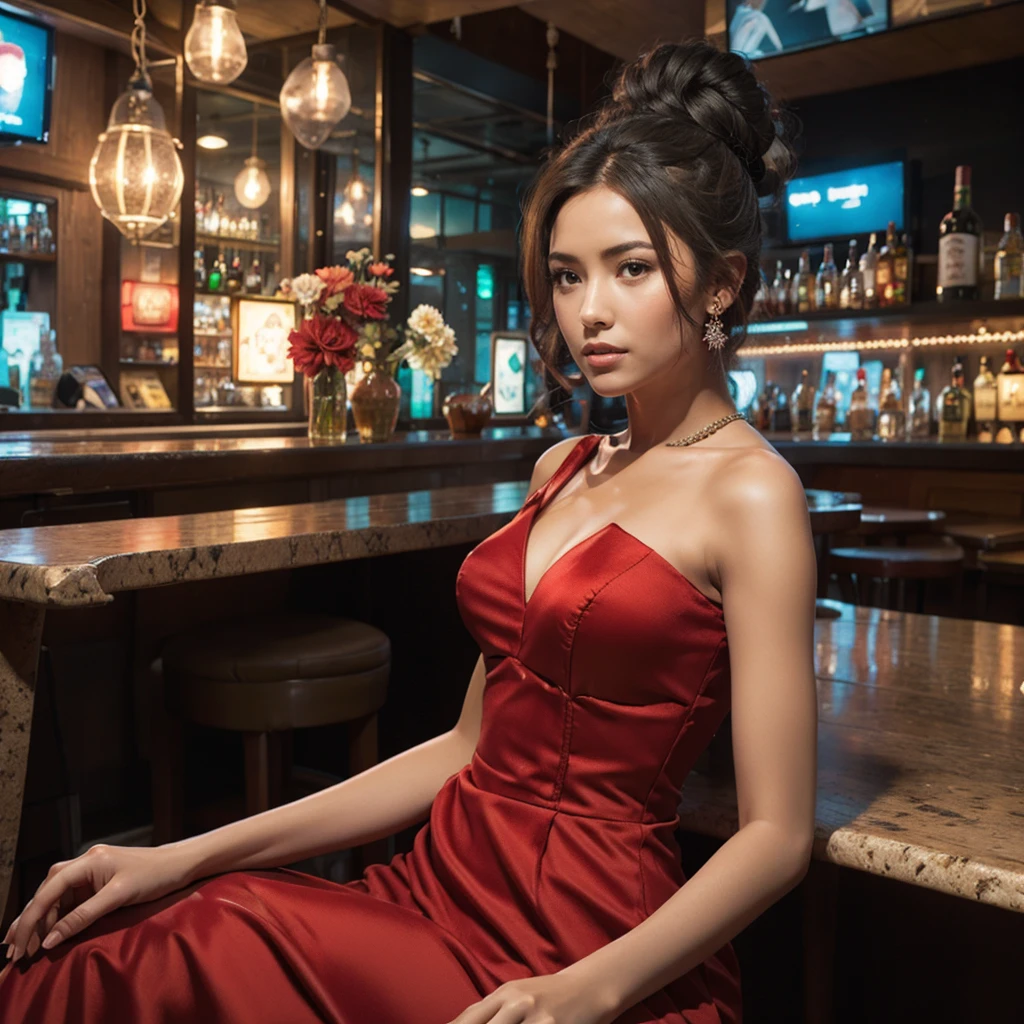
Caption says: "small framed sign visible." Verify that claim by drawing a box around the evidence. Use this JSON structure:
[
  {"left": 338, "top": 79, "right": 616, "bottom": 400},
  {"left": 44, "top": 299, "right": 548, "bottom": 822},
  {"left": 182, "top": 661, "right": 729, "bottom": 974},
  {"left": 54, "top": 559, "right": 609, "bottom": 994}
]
[
  {"left": 232, "top": 294, "right": 298, "bottom": 384},
  {"left": 490, "top": 331, "right": 529, "bottom": 416}
]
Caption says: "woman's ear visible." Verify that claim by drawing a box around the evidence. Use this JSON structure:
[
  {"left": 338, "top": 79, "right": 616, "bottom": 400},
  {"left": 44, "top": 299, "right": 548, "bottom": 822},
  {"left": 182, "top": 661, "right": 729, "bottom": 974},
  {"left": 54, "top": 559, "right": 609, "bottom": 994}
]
[{"left": 711, "top": 252, "right": 749, "bottom": 313}]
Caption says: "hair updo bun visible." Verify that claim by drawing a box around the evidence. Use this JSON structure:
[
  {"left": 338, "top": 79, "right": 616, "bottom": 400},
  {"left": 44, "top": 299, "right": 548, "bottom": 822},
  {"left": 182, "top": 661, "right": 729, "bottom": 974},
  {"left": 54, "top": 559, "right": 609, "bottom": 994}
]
[
  {"left": 519, "top": 39, "right": 800, "bottom": 390},
  {"left": 607, "top": 41, "right": 797, "bottom": 202}
]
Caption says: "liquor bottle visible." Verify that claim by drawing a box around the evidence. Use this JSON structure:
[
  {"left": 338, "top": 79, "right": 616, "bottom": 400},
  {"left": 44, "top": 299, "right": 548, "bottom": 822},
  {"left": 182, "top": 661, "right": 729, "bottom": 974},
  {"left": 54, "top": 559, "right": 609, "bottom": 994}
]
[
  {"left": 793, "top": 250, "right": 813, "bottom": 312},
  {"left": 859, "top": 232, "right": 879, "bottom": 308},
  {"left": 38, "top": 208, "right": 53, "bottom": 253},
  {"left": 893, "top": 232, "right": 911, "bottom": 305},
  {"left": 994, "top": 213, "right": 1024, "bottom": 300},
  {"left": 995, "top": 348, "right": 1024, "bottom": 443},
  {"left": 28, "top": 329, "right": 62, "bottom": 409},
  {"left": 771, "top": 260, "right": 788, "bottom": 316},
  {"left": 973, "top": 355, "right": 998, "bottom": 442},
  {"left": 24, "top": 212, "right": 36, "bottom": 253},
  {"left": 813, "top": 370, "right": 837, "bottom": 439},
  {"left": 194, "top": 249, "right": 207, "bottom": 291},
  {"left": 839, "top": 239, "right": 863, "bottom": 309},
  {"left": 244, "top": 258, "right": 263, "bottom": 295},
  {"left": 752, "top": 264, "right": 769, "bottom": 320},
  {"left": 937, "top": 360, "right": 971, "bottom": 441},
  {"left": 815, "top": 243, "right": 839, "bottom": 309},
  {"left": 226, "top": 255, "right": 244, "bottom": 294},
  {"left": 876, "top": 366, "right": 905, "bottom": 441},
  {"left": 875, "top": 221, "right": 899, "bottom": 306},
  {"left": 907, "top": 367, "right": 931, "bottom": 439},
  {"left": 0, "top": 217, "right": 8, "bottom": 254},
  {"left": 937, "top": 165, "right": 982, "bottom": 301},
  {"left": 791, "top": 368, "right": 816, "bottom": 435},
  {"left": 755, "top": 382, "right": 774, "bottom": 432},
  {"left": 207, "top": 253, "right": 225, "bottom": 292},
  {"left": 847, "top": 367, "right": 874, "bottom": 441},
  {"left": 770, "top": 385, "right": 791, "bottom": 432}
]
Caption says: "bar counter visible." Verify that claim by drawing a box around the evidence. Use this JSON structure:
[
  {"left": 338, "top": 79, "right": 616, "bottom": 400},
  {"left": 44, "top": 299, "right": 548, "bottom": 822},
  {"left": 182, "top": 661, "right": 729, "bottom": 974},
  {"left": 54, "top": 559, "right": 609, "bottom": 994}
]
[
  {"left": 2, "top": 480, "right": 1023, "bottom": 921},
  {"left": 1, "top": 426, "right": 1023, "bottom": 504}
]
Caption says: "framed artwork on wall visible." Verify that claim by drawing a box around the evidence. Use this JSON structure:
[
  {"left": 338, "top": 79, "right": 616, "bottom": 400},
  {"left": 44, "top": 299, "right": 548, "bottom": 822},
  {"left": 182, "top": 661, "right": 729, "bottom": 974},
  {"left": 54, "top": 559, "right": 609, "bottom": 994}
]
[
  {"left": 232, "top": 294, "right": 298, "bottom": 384},
  {"left": 490, "top": 331, "right": 529, "bottom": 416}
]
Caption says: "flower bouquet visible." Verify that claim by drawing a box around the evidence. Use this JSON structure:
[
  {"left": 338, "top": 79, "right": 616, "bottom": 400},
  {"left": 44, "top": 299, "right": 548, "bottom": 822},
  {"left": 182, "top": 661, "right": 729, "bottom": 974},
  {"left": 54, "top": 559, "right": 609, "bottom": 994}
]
[{"left": 279, "top": 248, "right": 398, "bottom": 443}]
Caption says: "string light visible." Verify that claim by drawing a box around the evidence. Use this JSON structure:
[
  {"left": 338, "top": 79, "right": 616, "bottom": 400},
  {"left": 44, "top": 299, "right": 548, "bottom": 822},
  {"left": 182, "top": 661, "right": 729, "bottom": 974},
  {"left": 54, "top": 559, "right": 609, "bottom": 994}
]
[{"left": 740, "top": 329, "right": 1024, "bottom": 358}]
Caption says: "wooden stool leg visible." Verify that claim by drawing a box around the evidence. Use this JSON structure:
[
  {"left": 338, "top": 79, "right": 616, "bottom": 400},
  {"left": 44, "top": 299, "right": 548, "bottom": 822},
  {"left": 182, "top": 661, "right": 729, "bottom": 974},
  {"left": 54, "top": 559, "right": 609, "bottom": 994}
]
[
  {"left": 268, "top": 732, "right": 283, "bottom": 808},
  {"left": 347, "top": 713, "right": 390, "bottom": 873},
  {"left": 151, "top": 707, "right": 184, "bottom": 845},
  {"left": 244, "top": 731, "right": 271, "bottom": 817}
]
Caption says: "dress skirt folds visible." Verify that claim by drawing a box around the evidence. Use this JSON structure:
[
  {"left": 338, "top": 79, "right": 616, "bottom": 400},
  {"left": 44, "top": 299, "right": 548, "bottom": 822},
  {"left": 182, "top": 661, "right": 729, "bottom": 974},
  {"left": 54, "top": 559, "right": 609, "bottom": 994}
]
[{"left": 0, "top": 433, "right": 742, "bottom": 1023}]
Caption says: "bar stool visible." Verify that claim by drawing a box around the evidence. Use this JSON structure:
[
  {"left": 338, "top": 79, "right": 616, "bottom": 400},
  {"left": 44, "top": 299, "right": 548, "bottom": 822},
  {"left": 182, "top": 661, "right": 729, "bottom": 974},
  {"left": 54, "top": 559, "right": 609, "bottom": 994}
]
[
  {"left": 828, "top": 538, "right": 965, "bottom": 612},
  {"left": 857, "top": 506, "right": 946, "bottom": 542},
  {"left": 152, "top": 611, "right": 391, "bottom": 872}
]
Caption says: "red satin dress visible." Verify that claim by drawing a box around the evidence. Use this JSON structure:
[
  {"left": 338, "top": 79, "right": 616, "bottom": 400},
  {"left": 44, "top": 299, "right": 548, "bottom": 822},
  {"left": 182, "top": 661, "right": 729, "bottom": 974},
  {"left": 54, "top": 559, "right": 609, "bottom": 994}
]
[{"left": 0, "top": 431, "right": 741, "bottom": 1023}]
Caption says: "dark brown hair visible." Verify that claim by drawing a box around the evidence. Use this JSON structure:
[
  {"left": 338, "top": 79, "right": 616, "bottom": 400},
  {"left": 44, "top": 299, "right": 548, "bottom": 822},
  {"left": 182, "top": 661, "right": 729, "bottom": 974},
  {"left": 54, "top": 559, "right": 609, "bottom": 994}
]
[{"left": 519, "top": 40, "right": 799, "bottom": 391}]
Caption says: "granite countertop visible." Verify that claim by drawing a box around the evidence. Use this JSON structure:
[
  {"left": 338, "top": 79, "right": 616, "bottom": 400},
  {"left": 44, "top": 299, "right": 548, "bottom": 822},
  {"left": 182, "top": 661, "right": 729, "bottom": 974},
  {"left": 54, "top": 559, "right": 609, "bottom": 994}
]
[
  {"left": 0, "top": 481, "right": 537, "bottom": 607},
  {"left": 679, "top": 602, "right": 1024, "bottom": 912}
]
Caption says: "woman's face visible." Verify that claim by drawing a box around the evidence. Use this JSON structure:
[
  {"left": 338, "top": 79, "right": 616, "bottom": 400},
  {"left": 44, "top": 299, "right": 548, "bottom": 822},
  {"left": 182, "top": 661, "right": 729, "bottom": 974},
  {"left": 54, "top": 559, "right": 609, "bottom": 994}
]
[{"left": 547, "top": 184, "right": 707, "bottom": 398}]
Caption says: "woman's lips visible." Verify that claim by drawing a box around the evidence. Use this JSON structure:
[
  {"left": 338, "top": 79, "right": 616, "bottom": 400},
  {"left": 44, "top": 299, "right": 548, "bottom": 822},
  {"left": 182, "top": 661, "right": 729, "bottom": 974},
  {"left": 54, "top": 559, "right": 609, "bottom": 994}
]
[{"left": 583, "top": 350, "right": 626, "bottom": 368}]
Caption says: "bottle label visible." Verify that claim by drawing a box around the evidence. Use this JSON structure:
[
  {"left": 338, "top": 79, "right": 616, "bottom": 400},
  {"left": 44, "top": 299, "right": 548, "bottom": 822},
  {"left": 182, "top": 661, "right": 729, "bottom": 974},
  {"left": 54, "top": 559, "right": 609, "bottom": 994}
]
[
  {"left": 938, "top": 234, "right": 979, "bottom": 287},
  {"left": 998, "top": 375, "right": 1024, "bottom": 422},
  {"left": 973, "top": 386, "right": 997, "bottom": 421}
]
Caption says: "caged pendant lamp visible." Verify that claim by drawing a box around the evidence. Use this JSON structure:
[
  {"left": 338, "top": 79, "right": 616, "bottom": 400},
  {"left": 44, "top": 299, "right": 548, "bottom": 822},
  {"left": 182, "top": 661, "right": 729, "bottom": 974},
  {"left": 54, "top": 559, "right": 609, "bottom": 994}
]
[
  {"left": 279, "top": 0, "right": 351, "bottom": 150},
  {"left": 234, "top": 103, "right": 272, "bottom": 209},
  {"left": 89, "top": 0, "right": 184, "bottom": 243},
  {"left": 184, "top": 0, "right": 248, "bottom": 85}
]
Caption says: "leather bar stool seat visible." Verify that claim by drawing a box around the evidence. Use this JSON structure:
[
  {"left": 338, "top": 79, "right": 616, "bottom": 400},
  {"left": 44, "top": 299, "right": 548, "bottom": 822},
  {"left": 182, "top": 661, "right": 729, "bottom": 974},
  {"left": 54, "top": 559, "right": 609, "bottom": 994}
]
[
  {"left": 828, "top": 538, "right": 965, "bottom": 613},
  {"left": 153, "top": 612, "right": 390, "bottom": 865}
]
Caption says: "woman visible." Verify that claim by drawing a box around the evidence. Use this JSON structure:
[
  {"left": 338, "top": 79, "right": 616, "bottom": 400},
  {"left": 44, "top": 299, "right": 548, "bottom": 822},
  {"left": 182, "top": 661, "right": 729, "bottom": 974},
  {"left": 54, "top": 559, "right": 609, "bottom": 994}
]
[{"left": 1, "top": 40, "right": 817, "bottom": 1024}]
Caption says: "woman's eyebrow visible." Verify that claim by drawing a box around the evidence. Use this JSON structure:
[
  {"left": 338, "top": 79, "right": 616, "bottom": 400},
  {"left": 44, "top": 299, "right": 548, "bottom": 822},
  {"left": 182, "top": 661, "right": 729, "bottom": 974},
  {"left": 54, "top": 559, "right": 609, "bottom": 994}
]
[{"left": 547, "top": 241, "right": 655, "bottom": 264}]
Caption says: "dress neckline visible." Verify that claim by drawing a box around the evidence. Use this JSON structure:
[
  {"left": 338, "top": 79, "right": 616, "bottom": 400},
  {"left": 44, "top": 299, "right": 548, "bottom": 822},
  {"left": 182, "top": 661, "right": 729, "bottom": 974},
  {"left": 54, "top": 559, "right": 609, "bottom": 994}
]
[{"left": 521, "top": 434, "right": 724, "bottom": 614}]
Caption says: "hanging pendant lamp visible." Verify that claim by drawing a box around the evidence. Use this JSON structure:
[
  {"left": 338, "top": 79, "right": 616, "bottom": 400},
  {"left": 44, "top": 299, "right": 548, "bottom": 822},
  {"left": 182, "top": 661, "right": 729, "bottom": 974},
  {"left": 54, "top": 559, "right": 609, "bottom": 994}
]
[
  {"left": 89, "top": 0, "right": 184, "bottom": 243},
  {"left": 279, "top": 0, "right": 351, "bottom": 150},
  {"left": 234, "top": 103, "right": 271, "bottom": 209},
  {"left": 185, "top": 0, "right": 248, "bottom": 85}
]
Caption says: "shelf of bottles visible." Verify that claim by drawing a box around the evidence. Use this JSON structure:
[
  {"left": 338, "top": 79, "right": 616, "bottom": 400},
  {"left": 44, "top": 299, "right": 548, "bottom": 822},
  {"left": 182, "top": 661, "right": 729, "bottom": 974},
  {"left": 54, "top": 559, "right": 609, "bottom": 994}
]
[
  {"left": 193, "top": 184, "right": 289, "bottom": 412},
  {"left": 750, "top": 165, "right": 1023, "bottom": 339}
]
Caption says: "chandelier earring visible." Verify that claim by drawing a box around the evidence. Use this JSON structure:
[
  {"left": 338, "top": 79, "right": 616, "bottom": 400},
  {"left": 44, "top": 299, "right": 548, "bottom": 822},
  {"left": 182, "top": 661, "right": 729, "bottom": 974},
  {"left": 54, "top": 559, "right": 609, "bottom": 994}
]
[{"left": 703, "top": 298, "right": 728, "bottom": 351}]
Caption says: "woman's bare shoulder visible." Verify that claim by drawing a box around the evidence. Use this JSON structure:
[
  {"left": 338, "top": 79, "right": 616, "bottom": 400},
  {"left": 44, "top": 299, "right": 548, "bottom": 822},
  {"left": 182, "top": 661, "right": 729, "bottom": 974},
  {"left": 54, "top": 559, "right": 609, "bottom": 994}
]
[{"left": 524, "top": 434, "right": 593, "bottom": 500}]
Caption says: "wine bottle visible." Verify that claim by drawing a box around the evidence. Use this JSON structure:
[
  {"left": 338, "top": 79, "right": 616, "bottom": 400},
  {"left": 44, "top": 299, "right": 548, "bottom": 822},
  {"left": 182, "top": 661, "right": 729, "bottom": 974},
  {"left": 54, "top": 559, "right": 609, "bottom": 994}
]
[
  {"left": 815, "top": 244, "right": 839, "bottom": 309},
  {"left": 996, "top": 348, "right": 1024, "bottom": 443},
  {"left": 847, "top": 367, "right": 873, "bottom": 441},
  {"left": 839, "top": 239, "right": 862, "bottom": 309},
  {"left": 994, "top": 213, "right": 1024, "bottom": 300},
  {"left": 907, "top": 367, "right": 931, "bottom": 440},
  {"left": 973, "top": 355, "right": 997, "bottom": 442},
  {"left": 937, "top": 165, "right": 982, "bottom": 302},
  {"left": 793, "top": 250, "right": 813, "bottom": 313},
  {"left": 938, "top": 360, "right": 971, "bottom": 441},
  {"left": 876, "top": 221, "right": 899, "bottom": 307}
]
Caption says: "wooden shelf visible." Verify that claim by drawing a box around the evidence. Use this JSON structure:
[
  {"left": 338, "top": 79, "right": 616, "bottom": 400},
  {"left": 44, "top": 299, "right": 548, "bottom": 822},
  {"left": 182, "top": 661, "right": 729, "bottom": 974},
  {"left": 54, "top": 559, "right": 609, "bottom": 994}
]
[
  {"left": 0, "top": 251, "right": 56, "bottom": 263},
  {"left": 196, "top": 232, "right": 280, "bottom": 254},
  {"left": 751, "top": 2, "right": 1024, "bottom": 101},
  {"left": 749, "top": 298, "right": 1024, "bottom": 333}
]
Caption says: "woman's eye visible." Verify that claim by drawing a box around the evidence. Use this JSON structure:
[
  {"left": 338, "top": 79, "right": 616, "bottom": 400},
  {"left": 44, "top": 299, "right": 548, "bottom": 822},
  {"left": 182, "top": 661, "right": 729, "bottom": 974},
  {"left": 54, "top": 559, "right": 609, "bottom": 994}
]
[{"left": 549, "top": 262, "right": 650, "bottom": 287}]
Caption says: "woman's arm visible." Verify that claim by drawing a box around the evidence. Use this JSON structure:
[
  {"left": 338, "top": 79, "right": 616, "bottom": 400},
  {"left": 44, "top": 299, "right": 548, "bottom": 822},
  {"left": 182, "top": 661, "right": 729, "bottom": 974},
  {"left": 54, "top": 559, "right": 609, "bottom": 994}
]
[
  {"left": 558, "top": 449, "right": 819, "bottom": 1016},
  {"left": 171, "top": 655, "right": 489, "bottom": 884}
]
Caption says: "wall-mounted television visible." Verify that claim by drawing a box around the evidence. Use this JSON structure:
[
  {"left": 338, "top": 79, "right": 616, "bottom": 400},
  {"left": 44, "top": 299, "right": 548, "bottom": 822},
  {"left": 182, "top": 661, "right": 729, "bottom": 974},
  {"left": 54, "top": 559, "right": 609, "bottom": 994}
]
[
  {"left": 727, "top": 0, "right": 888, "bottom": 61},
  {"left": 784, "top": 160, "right": 905, "bottom": 245},
  {"left": 0, "top": 6, "right": 54, "bottom": 145}
]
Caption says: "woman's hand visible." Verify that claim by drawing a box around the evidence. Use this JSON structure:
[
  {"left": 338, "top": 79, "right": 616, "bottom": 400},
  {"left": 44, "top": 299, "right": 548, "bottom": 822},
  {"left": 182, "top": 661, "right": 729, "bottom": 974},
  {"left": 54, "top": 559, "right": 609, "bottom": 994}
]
[
  {"left": 446, "top": 968, "right": 620, "bottom": 1024},
  {"left": 2, "top": 843, "right": 195, "bottom": 966}
]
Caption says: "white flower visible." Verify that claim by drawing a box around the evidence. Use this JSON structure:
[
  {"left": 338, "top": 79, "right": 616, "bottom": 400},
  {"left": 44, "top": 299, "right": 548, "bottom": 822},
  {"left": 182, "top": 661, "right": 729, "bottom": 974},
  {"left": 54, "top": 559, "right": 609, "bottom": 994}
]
[
  {"left": 408, "top": 304, "right": 445, "bottom": 336},
  {"left": 290, "top": 273, "right": 326, "bottom": 307},
  {"left": 406, "top": 327, "right": 458, "bottom": 380}
]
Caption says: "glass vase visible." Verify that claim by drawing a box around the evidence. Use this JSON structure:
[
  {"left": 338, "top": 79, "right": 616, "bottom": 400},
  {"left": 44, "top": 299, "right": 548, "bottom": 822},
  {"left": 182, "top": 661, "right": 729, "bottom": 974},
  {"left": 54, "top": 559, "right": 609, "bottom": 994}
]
[
  {"left": 350, "top": 363, "right": 401, "bottom": 442},
  {"left": 307, "top": 366, "right": 348, "bottom": 444}
]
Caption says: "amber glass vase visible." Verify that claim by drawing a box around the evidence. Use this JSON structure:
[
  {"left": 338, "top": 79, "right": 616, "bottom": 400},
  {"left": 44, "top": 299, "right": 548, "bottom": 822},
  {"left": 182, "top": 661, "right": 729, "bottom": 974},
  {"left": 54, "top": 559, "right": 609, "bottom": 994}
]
[{"left": 349, "top": 362, "right": 401, "bottom": 442}]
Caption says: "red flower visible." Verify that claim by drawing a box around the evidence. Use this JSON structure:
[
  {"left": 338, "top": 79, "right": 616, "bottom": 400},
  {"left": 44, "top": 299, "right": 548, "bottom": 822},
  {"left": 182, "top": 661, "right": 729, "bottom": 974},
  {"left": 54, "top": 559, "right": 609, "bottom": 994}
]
[
  {"left": 287, "top": 314, "right": 358, "bottom": 377},
  {"left": 368, "top": 261, "right": 393, "bottom": 279},
  {"left": 315, "top": 264, "right": 355, "bottom": 297},
  {"left": 343, "top": 283, "right": 389, "bottom": 321}
]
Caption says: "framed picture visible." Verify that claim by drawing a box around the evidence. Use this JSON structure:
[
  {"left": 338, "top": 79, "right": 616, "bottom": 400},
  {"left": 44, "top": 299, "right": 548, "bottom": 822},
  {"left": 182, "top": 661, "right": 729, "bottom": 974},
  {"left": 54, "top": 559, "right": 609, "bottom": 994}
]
[
  {"left": 120, "top": 281, "right": 179, "bottom": 334},
  {"left": 231, "top": 294, "right": 298, "bottom": 384},
  {"left": 490, "top": 331, "right": 529, "bottom": 416}
]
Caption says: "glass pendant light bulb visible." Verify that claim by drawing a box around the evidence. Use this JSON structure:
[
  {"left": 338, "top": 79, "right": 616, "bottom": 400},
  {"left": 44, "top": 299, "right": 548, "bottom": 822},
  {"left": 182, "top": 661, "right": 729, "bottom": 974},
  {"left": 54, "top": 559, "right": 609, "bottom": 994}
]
[
  {"left": 234, "top": 156, "right": 271, "bottom": 209},
  {"left": 279, "top": 43, "right": 351, "bottom": 150},
  {"left": 185, "top": 0, "right": 247, "bottom": 84},
  {"left": 89, "top": 70, "right": 184, "bottom": 243}
]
